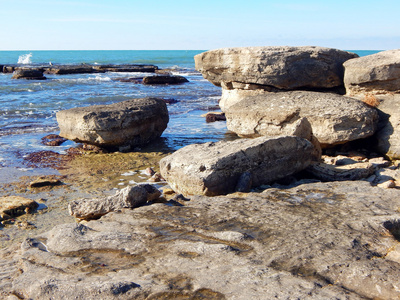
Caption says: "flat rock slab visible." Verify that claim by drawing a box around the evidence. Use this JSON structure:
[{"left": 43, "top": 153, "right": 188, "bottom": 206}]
[
  {"left": 0, "top": 196, "right": 38, "bottom": 221},
  {"left": 223, "top": 90, "right": 378, "bottom": 147},
  {"left": 6, "top": 181, "right": 400, "bottom": 299},
  {"left": 344, "top": 49, "right": 400, "bottom": 95},
  {"left": 195, "top": 46, "right": 358, "bottom": 90},
  {"left": 159, "top": 135, "right": 316, "bottom": 196},
  {"left": 56, "top": 97, "right": 169, "bottom": 150},
  {"left": 306, "top": 161, "right": 376, "bottom": 181},
  {"left": 69, "top": 185, "right": 161, "bottom": 220}
]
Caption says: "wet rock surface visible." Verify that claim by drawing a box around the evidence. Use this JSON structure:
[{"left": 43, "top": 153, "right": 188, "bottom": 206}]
[
  {"left": 2, "top": 181, "right": 400, "bottom": 299},
  {"left": 0, "top": 196, "right": 38, "bottom": 222},
  {"left": 11, "top": 68, "right": 46, "bottom": 80}
]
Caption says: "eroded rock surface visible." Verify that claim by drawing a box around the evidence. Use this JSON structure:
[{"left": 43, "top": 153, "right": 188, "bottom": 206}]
[
  {"left": 195, "top": 46, "right": 357, "bottom": 91},
  {"left": 223, "top": 90, "right": 378, "bottom": 147},
  {"left": 56, "top": 97, "right": 169, "bottom": 150},
  {"left": 159, "top": 135, "right": 317, "bottom": 196},
  {"left": 69, "top": 185, "right": 161, "bottom": 220},
  {"left": 344, "top": 49, "right": 400, "bottom": 95},
  {"left": 0, "top": 196, "right": 38, "bottom": 222},
  {"left": 4, "top": 181, "right": 400, "bottom": 299}
]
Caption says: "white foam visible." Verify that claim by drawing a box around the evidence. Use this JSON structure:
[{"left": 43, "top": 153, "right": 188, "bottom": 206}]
[{"left": 18, "top": 53, "right": 32, "bottom": 64}]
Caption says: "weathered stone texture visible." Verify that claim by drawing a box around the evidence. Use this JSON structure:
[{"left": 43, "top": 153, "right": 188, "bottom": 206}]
[
  {"left": 224, "top": 90, "right": 378, "bottom": 147},
  {"left": 6, "top": 181, "right": 400, "bottom": 299},
  {"left": 344, "top": 49, "right": 400, "bottom": 95},
  {"left": 56, "top": 97, "right": 169, "bottom": 149},
  {"left": 195, "top": 46, "right": 357, "bottom": 90},
  {"left": 159, "top": 135, "right": 317, "bottom": 196}
]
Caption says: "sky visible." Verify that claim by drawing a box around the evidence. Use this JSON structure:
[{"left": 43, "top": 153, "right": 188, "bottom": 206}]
[{"left": 0, "top": 0, "right": 399, "bottom": 51}]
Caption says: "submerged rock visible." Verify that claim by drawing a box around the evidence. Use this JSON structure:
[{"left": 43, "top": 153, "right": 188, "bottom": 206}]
[
  {"left": 56, "top": 97, "right": 169, "bottom": 150},
  {"left": 223, "top": 90, "right": 378, "bottom": 147},
  {"left": 159, "top": 135, "right": 318, "bottom": 196},
  {"left": 195, "top": 46, "right": 357, "bottom": 91}
]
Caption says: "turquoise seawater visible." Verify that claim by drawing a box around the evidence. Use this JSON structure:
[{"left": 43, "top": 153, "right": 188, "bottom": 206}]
[{"left": 0, "top": 49, "right": 382, "bottom": 178}]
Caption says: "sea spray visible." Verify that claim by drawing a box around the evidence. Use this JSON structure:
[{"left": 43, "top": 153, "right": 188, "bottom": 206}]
[{"left": 17, "top": 53, "right": 32, "bottom": 64}]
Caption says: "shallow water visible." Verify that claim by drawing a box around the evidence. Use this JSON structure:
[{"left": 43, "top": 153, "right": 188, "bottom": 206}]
[{"left": 0, "top": 50, "right": 228, "bottom": 182}]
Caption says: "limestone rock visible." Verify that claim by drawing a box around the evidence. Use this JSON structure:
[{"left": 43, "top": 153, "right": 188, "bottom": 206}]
[
  {"left": 375, "top": 94, "right": 400, "bottom": 159},
  {"left": 344, "top": 49, "right": 400, "bottom": 95},
  {"left": 159, "top": 135, "right": 317, "bottom": 196},
  {"left": 0, "top": 196, "right": 38, "bottom": 222},
  {"left": 223, "top": 90, "right": 378, "bottom": 147},
  {"left": 11, "top": 69, "right": 46, "bottom": 80},
  {"left": 56, "top": 97, "right": 169, "bottom": 150},
  {"left": 69, "top": 184, "right": 161, "bottom": 220},
  {"left": 7, "top": 181, "right": 400, "bottom": 299},
  {"left": 195, "top": 46, "right": 357, "bottom": 91}
]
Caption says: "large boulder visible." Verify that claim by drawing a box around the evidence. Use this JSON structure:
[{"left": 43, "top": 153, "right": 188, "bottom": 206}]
[
  {"left": 344, "top": 49, "right": 400, "bottom": 96},
  {"left": 56, "top": 97, "right": 169, "bottom": 150},
  {"left": 195, "top": 46, "right": 358, "bottom": 91},
  {"left": 159, "top": 135, "right": 317, "bottom": 196},
  {"left": 223, "top": 90, "right": 378, "bottom": 147}
]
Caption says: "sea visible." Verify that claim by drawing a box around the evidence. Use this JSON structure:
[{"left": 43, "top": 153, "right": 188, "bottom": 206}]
[{"left": 0, "top": 50, "right": 381, "bottom": 182}]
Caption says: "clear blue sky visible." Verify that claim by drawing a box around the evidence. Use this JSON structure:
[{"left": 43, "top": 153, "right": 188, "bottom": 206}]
[{"left": 0, "top": 0, "right": 399, "bottom": 50}]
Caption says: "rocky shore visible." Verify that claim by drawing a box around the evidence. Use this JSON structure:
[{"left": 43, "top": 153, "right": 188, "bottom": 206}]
[{"left": 2, "top": 46, "right": 400, "bottom": 299}]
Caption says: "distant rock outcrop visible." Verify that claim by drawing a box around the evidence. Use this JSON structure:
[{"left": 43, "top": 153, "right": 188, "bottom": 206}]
[{"left": 56, "top": 97, "right": 169, "bottom": 151}]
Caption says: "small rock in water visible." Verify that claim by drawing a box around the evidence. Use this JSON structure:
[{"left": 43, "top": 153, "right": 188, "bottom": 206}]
[
  {"left": 41, "top": 134, "right": 67, "bottom": 146},
  {"left": 29, "top": 177, "right": 63, "bottom": 188},
  {"left": 205, "top": 112, "right": 226, "bottom": 123},
  {"left": 144, "top": 167, "right": 156, "bottom": 176},
  {"left": 149, "top": 173, "right": 164, "bottom": 182}
]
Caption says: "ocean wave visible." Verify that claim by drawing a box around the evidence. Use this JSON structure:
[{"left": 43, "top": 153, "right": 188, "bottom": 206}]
[{"left": 17, "top": 53, "right": 33, "bottom": 64}]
